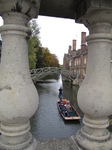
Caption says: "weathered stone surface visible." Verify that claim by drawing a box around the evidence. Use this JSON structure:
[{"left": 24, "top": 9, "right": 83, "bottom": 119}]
[
  {"left": 76, "top": 7, "right": 112, "bottom": 150},
  {"left": 0, "top": 10, "right": 39, "bottom": 150},
  {"left": 0, "top": 0, "right": 40, "bottom": 19},
  {"left": 36, "top": 133, "right": 112, "bottom": 150},
  {"left": 37, "top": 136, "right": 79, "bottom": 150}
]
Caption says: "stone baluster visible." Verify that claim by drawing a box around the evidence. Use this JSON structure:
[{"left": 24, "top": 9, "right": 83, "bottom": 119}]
[
  {"left": 0, "top": 1, "right": 40, "bottom": 149},
  {"left": 75, "top": 9, "right": 112, "bottom": 149}
]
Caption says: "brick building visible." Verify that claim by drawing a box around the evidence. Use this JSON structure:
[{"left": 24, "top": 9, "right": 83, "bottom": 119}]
[{"left": 63, "top": 32, "right": 88, "bottom": 85}]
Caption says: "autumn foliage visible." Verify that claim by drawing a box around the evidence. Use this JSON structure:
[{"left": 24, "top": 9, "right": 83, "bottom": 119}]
[{"left": 28, "top": 19, "right": 59, "bottom": 69}]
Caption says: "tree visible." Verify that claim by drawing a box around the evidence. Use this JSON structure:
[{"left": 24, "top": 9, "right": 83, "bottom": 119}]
[
  {"left": 51, "top": 54, "right": 59, "bottom": 67},
  {"left": 42, "top": 47, "right": 59, "bottom": 67},
  {"left": 28, "top": 19, "right": 60, "bottom": 69},
  {"left": 36, "top": 47, "right": 44, "bottom": 68},
  {"left": 28, "top": 19, "right": 41, "bottom": 69},
  {"left": 42, "top": 47, "right": 51, "bottom": 67}
]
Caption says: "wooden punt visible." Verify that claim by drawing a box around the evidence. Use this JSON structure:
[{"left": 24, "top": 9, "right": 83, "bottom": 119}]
[{"left": 57, "top": 99, "right": 81, "bottom": 121}]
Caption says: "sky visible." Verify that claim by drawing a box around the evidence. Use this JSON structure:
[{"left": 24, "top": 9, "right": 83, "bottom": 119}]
[
  {"left": 37, "top": 16, "right": 89, "bottom": 64},
  {"left": 0, "top": 16, "right": 89, "bottom": 64}
]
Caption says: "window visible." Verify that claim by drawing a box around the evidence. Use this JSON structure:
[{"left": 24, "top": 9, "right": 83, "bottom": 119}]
[
  {"left": 77, "top": 59, "right": 78, "bottom": 65},
  {"left": 75, "top": 60, "right": 76, "bottom": 66},
  {"left": 79, "top": 59, "right": 80, "bottom": 65},
  {"left": 69, "top": 60, "right": 71, "bottom": 66},
  {"left": 84, "top": 57, "right": 86, "bottom": 64}
]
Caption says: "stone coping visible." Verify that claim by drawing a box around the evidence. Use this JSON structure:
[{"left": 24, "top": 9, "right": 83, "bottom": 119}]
[
  {"left": 37, "top": 133, "right": 112, "bottom": 150},
  {"left": 37, "top": 136, "right": 79, "bottom": 150}
]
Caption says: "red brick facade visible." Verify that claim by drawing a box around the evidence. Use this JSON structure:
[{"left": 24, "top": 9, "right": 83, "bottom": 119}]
[{"left": 63, "top": 32, "right": 88, "bottom": 82}]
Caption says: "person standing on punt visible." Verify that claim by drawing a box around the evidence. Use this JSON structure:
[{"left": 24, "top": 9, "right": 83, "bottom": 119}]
[{"left": 58, "top": 87, "right": 63, "bottom": 102}]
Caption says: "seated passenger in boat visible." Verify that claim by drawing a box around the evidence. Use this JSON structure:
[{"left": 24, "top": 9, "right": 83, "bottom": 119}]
[
  {"left": 59, "top": 104, "right": 67, "bottom": 116},
  {"left": 62, "top": 99, "right": 67, "bottom": 105},
  {"left": 65, "top": 102, "right": 71, "bottom": 112}
]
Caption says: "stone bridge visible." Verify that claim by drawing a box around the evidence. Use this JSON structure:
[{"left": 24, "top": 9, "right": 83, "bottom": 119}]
[{"left": 0, "top": 0, "right": 112, "bottom": 150}]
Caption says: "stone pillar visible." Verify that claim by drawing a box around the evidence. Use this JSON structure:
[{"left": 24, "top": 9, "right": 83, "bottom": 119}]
[
  {"left": 0, "top": 1, "right": 40, "bottom": 149},
  {"left": 75, "top": 9, "right": 112, "bottom": 149}
]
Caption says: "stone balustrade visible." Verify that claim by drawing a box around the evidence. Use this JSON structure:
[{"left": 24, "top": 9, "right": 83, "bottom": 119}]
[{"left": 0, "top": 0, "right": 112, "bottom": 150}]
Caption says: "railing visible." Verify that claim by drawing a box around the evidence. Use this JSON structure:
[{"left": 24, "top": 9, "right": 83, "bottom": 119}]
[
  {"left": 30, "top": 67, "right": 61, "bottom": 78},
  {"left": 61, "top": 69, "right": 77, "bottom": 81}
]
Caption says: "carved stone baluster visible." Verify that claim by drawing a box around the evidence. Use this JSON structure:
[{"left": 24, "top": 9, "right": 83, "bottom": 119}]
[
  {"left": 0, "top": 0, "right": 40, "bottom": 149},
  {"left": 75, "top": 9, "right": 112, "bottom": 150}
]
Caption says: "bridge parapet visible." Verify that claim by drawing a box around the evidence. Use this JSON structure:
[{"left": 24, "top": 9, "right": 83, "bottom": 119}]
[{"left": 61, "top": 70, "right": 76, "bottom": 81}]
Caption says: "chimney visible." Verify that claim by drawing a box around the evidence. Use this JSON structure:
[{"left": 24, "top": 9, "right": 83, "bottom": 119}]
[
  {"left": 81, "top": 32, "right": 86, "bottom": 53},
  {"left": 81, "top": 32, "right": 86, "bottom": 45},
  {"left": 73, "top": 40, "right": 76, "bottom": 51},
  {"left": 68, "top": 45, "right": 71, "bottom": 54}
]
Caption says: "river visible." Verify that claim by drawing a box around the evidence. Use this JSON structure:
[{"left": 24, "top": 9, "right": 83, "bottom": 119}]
[{"left": 30, "top": 75, "right": 112, "bottom": 140}]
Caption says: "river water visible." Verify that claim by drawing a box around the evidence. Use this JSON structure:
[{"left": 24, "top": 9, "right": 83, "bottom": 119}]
[
  {"left": 30, "top": 75, "right": 84, "bottom": 140},
  {"left": 30, "top": 75, "right": 112, "bottom": 140}
]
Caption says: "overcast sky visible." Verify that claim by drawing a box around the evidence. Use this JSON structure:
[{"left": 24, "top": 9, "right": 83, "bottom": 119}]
[
  {"left": 37, "top": 16, "right": 89, "bottom": 64},
  {"left": 0, "top": 16, "right": 89, "bottom": 64}
]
